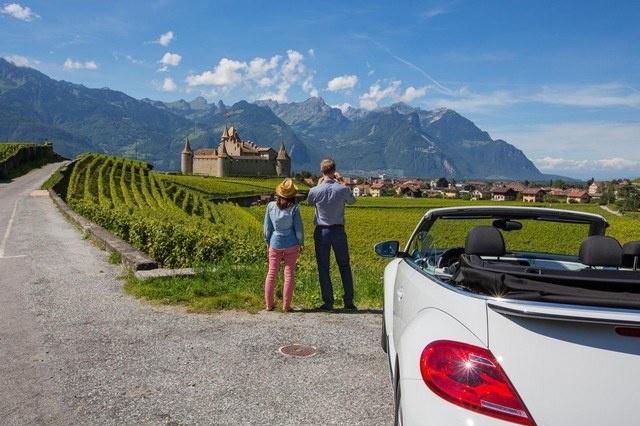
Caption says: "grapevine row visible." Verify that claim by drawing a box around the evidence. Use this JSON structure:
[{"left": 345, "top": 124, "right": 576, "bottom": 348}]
[{"left": 61, "top": 154, "right": 265, "bottom": 268}]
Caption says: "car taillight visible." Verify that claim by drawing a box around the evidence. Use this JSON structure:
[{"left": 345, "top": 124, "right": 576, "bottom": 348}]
[{"left": 420, "top": 340, "right": 534, "bottom": 425}]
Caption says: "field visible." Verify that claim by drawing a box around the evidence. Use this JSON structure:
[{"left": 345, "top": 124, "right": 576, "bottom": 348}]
[{"left": 60, "top": 153, "right": 640, "bottom": 312}]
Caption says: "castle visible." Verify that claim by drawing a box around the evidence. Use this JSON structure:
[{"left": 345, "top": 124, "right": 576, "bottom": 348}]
[{"left": 181, "top": 126, "right": 291, "bottom": 177}]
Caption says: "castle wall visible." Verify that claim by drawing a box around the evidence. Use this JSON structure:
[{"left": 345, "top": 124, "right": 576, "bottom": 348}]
[
  {"left": 193, "top": 158, "right": 218, "bottom": 176},
  {"left": 226, "top": 158, "right": 277, "bottom": 176}
]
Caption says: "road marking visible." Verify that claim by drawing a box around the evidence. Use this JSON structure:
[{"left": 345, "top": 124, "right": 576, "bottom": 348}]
[{"left": 0, "top": 201, "right": 19, "bottom": 258}]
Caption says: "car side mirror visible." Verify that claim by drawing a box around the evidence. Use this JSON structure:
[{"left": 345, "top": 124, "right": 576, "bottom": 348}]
[{"left": 375, "top": 240, "right": 400, "bottom": 258}]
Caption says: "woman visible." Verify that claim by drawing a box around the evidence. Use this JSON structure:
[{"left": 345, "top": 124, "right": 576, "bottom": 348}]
[{"left": 263, "top": 178, "right": 304, "bottom": 312}]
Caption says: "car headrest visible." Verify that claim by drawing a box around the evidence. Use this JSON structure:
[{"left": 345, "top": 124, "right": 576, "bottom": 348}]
[
  {"left": 578, "top": 236, "right": 622, "bottom": 267},
  {"left": 622, "top": 241, "right": 640, "bottom": 269},
  {"left": 465, "top": 226, "right": 505, "bottom": 257}
]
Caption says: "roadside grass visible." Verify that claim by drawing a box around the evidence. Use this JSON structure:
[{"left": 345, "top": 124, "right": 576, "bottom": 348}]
[
  {"left": 41, "top": 164, "right": 65, "bottom": 190},
  {"left": 109, "top": 252, "right": 122, "bottom": 264},
  {"left": 124, "top": 253, "right": 385, "bottom": 313}
]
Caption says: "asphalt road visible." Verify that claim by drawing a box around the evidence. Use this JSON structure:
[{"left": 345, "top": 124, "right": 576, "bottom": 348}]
[{"left": 0, "top": 164, "right": 393, "bottom": 425}]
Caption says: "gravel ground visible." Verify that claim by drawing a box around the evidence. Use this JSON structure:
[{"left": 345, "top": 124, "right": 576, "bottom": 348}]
[{"left": 0, "top": 164, "right": 394, "bottom": 425}]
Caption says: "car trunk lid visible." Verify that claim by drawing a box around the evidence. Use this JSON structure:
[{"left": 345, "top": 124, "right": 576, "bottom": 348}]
[{"left": 487, "top": 299, "right": 640, "bottom": 425}]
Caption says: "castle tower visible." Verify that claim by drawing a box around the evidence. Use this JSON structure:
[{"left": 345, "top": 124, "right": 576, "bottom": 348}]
[
  {"left": 219, "top": 135, "right": 230, "bottom": 177},
  {"left": 276, "top": 141, "right": 291, "bottom": 177},
  {"left": 181, "top": 137, "right": 193, "bottom": 174}
]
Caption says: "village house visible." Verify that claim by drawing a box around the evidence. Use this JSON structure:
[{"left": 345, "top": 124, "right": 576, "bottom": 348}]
[
  {"left": 370, "top": 182, "right": 389, "bottom": 197},
  {"left": 521, "top": 188, "right": 545, "bottom": 203},
  {"left": 470, "top": 188, "right": 491, "bottom": 200},
  {"left": 566, "top": 190, "right": 591, "bottom": 203},
  {"left": 441, "top": 187, "right": 459, "bottom": 198},
  {"left": 353, "top": 184, "right": 371, "bottom": 197},
  {"left": 548, "top": 188, "right": 568, "bottom": 200},
  {"left": 588, "top": 181, "right": 605, "bottom": 195},
  {"left": 397, "top": 184, "right": 422, "bottom": 198},
  {"left": 491, "top": 186, "right": 518, "bottom": 201}
]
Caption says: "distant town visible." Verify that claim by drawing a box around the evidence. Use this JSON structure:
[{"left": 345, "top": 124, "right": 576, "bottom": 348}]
[{"left": 295, "top": 173, "right": 640, "bottom": 212}]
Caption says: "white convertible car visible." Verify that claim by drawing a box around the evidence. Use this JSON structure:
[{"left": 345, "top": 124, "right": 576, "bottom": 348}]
[{"left": 375, "top": 206, "right": 640, "bottom": 426}]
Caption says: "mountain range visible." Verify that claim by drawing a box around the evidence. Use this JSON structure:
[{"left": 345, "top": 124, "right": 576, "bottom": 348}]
[{"left": 0, "top": 58, "right": 557, "bottom": 180}]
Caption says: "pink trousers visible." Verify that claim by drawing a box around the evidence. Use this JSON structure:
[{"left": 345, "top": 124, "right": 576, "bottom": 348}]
[{"left": 265, "top": 245, "right": 300, "bottom": 310}]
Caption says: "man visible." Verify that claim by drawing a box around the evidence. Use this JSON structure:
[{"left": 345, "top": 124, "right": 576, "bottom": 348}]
[{"left": 306, "top": 158, "right": 357, "bottom": 311}]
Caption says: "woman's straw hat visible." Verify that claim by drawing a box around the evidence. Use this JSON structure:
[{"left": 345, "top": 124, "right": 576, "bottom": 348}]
[{"left": 275, "top": 178, "right": 298, "bottom": 198}]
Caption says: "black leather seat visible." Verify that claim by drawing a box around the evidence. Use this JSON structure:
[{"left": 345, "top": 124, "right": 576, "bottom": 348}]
[
  {"left": 622, "top": 241, "right": 640, "bottom": 270},
  {"left": 465, "top": 225, "right": 506, "bottom": 257},
  {"left": 578, "top": 235, "right": 622, "bottom": 268}
]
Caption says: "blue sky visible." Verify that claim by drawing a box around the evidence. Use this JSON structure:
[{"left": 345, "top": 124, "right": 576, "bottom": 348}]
[{"left": 2, "top": 0, "right": 639, "bottom": 180}]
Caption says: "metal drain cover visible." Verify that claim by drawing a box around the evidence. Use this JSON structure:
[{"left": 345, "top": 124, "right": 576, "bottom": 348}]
[{"left": 279, "top": 344, "right": 317, "bottom": 357}]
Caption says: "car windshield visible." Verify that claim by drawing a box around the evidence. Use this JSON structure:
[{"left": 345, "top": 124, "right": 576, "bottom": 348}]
[
  {"left": 407, "top": 216, "right": 593, "bottom": 273},
  {"left": 421, "top": 217, "right": 590, "bottom": 256}
]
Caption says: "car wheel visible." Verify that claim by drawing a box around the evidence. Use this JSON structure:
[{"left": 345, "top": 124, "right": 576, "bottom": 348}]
[
  {"left": 394, "top": 360, "right": 403, "bottom": 426},
  {"left": 381, "top": 316, "right": 388, "bottom": 353}
]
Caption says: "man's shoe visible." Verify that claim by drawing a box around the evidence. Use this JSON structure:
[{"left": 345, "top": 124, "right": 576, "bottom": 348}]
[
  {"left": 344, "top": 303, "right": 358, "bottom": 310},
  {"left": 317, "top": 304, "right": 333, "bottom": 311}
]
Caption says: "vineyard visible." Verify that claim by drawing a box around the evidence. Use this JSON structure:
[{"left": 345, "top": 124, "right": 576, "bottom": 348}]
[
  {"left": 156, "top": 174, "right": 310, "bottom": 199},
  {"left": 0, "top": 142, "right": 38, "bottom": 161},
  {"left": 62, "top": 153, "right": 265, "bottom": 268},
  {"left": 60, "top": 153, "right": 640, "bottom": 310}
]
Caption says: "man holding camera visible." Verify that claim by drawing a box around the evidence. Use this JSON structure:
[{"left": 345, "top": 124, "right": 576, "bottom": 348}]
[{"left": 306, "top": 158, "right": 357, "bottom": 311}]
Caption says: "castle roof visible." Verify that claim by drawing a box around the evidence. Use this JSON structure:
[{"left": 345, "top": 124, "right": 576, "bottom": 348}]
[
  {"left": 277, "top": 141, "right": 290, "bottom": 160},
  {"left": 194, "top": 148, "right": 216, "bottom": 158},
  {"left": 182, "top": 137, "right": 193, "bottom": 154}
]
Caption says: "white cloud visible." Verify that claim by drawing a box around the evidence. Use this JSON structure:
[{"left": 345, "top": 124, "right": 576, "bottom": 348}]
[
  {"left": 593, "top": 157, "right": 640, "bottom": 170},
  {"left": 533, "top": 84, "right": 640, "bottom": 108},
  {"left": 366, "top": 62, "right": 375, "bottom": 76},
  {"left": 186, "top": 58, "right": 247, "bottom": 89},
  {"left": 431, "top": 87, "right": 518, "bottom": 113},
  {"left": 248, "top": 56, "right": 280, "bottom": 87},
  {"left": 359, "top": 80, "right": 427, "bottom": 109},
  {"left": 421, "top": 7, "right": 450, "bottom": 20},
  {"left": 399, "top": 86, "right": 428, "bottom": 103},
  {"left": 186, "top": 50, "right": 316, "bottom": 102},
  {"left": 4, "top": 54, "right": 33, "bottom": 66},
  {"left": 535, "top": 157, "right": 591, "bottom": 171},
  {"left": 155, "top": 31, "right": 175, "bottom": 46},
  {"left": 157, "top": 52, "right": 181, "bottom": 71},
  {"left": 125, "top": 55, "right": 144, "bottom": 65},
  {"left": 332, "top": 102, "right": 352, "bottom": 113},
  {"left": 159, "top": 77, "right": 177, "bottom": 92},
  {"left": 360, "top": 81, "right": 401, "bottom": 110},
  {"left": 1, "top": 3, "right": 40, "bottom": 21},
  {"left": 63, "top": 58, "right": 98, "bottom": 70},
  {"left": 535, "top": 156, "right": 640, "bottom": 174},
  {"left": 326, "top": 75, "right": 358, "bottom": 92},
  {"left": 302, "top": 77, "right": 318, "bottom": 98}
]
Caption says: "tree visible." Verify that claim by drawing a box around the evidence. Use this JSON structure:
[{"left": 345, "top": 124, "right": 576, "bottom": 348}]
[
  {"left": 436, "top": 177, "right": 449, "bottom": 188},
  {"left": 617, "top": 184, "right": 640, "bottom": 212}
]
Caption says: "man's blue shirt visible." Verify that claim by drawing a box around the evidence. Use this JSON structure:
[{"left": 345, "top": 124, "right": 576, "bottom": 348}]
[{"left": 306, "top": 179, "right": 356, "bottom": 226}]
